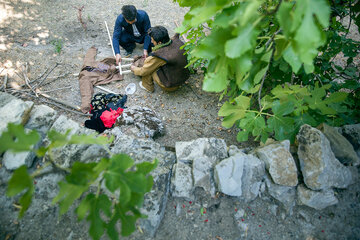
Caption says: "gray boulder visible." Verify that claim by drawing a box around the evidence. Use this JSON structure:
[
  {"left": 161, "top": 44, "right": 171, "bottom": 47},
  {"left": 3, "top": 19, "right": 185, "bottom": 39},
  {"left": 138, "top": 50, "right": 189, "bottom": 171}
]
[
  {"left": 297, "top": 184, "right": 338, "bottom": 210},
  {"left": 214, "top": 152, "right": 265, "bottom": 201},
  {"left": 264, "top": 174, "right": 296, "bottom": 213},
  {"left": 171, "top": 162, "right": 194, "bottom": 200},
  {"left": 25, "top": 104, "right": 57, "bottom": 137},
  {"left": 339, "top": 124, "right": 360, "bottom": 150},
  {"left": 175, "top": 138, "right": 228, "bottom": 163},
  {"left": 0, "top": 92, "right": 17, "bottom": 108},
  {"left": 297, "top": 124, "right": 352, "bottom": 190},
  {"left": 320, "top": 123, "right": 359, "bottom": 166},
  {"left": 3, "top": 150, "right": 36, "bottom": 170},
  {"left": 116, "top": 106, "right": 165, "bottom": 139},
  {"left": 255, "top": 140, "right": 298, "bottom": 187},
  {"left": 0, "top": 99, "right": 33, "bottom": 134},
  {"left": 109, "top": 133, "right": 176, "bottom": 237}
]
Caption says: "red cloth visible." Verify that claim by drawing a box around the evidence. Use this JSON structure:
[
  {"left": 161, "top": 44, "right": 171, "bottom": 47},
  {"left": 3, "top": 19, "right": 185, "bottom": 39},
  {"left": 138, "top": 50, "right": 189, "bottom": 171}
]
[{"left": 100, "top": 108, "right": 123, "bottom": 128}]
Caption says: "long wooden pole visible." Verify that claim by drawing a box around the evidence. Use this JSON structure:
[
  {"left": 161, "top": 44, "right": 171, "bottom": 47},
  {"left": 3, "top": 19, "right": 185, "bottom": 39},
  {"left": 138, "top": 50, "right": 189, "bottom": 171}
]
[{"left": 104, "top": 21, "right": 122, "bottom": 75}]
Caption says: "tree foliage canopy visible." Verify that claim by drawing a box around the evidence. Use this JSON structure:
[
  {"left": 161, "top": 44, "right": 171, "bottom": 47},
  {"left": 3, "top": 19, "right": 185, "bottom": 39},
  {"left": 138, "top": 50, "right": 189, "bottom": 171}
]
[{"left": 176, "top": 0, "right": 360, "bottom": 143}]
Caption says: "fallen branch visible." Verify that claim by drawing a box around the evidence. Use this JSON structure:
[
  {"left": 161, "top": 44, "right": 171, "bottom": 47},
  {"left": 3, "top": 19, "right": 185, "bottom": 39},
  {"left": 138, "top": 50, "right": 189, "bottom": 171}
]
[
  {"left": 174, "top": 20, "right": 189, "bottom": 42},
  {"left": 40, "top": 99, "right": 92, "bottom": 117},
  {"left": 73, "top": 5, "right": 87, "bottom": 30},
  {"left": 36, "top": 89, "right": 81, "bottom": 111},
  {"left": 22, "top": 64, "right": 38, "bottom": 97},
  {"left": 40, "top": 86, "right": 72, "bottom": 93},
  {"left": 34, "top": 62, "right": 59, "bottom": 88}
]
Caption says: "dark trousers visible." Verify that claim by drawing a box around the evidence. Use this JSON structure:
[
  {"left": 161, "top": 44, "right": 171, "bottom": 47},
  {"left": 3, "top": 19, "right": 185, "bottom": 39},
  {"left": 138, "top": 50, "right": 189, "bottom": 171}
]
[{"left": 119, "top": 30, "right": 151, "bottom": 53}]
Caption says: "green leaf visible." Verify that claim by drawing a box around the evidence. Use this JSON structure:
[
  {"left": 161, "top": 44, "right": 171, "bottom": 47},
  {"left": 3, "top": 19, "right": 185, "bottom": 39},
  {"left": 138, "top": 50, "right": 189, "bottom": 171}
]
[
  {"left": 237, "top": 131, "right": 249, "bottom": 142},
  {"left": 124, "top": 172, "right": 147, "bottom": 193},
  {"left": 66, "top": 162, "right": 97, "bottom": 185},
  {"left": 283, "top": 46, "right": 302, "bottom": 73},
  {"left": 274, "top": 38, "right": 289, "bottom": 60},
  {"left": 268, "top": 115, "right": 295, "bottom": 141},
  {"left": 110, "top": 154, "right": 134, "bottom": 172},
  {"left": 7, "top": 165, "right": 34, "bottom": 218},
  {"left": 76, "top": 194, "right": 93, "bottom": 221},
  {"left": 136, "top": 159, "right": 158, "bottom": 175},
  {"left": 253, "top": 65, "right": 268, "bottom": 84},
  {"left": 225, "top": 24, "right": 259, "bottom": 59},
  {"left": 69, "top": 134, "right": 113, "bottom": 145},
  {"left": 202, "top": 57, "right": 229, "bottom": 92},
  {"left": 118, "top": 180, "right": 131, "bottom": 205},
  {"left": 272, "top": 100, "right": 294, "bottom": 116},
  {"left": 276, "top": 2, "right": 294, "bottom": 38},
  {"left": 0, "top": 123, "right": 40, "bottom": 154},
  {"left": 53, "top": 182, "right": 88, "bottom": 215},
  {"left": 87, "top": 194, "right": 111, "bottom": 240},
  {"left": 104, "top": 154, "right": 134, "bottom": 193},
  {"left": 325, "top": 92, "right": 348, "bottom": 103},
  {"left": 218, "top": 102, "right": 247, "bottom": 128}
]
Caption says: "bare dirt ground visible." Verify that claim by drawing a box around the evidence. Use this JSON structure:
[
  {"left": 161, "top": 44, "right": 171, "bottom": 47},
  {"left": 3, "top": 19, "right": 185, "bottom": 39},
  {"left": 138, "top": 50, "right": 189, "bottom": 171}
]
[{"left": 1, "top": 1, "right": 359, "bottom": 240}]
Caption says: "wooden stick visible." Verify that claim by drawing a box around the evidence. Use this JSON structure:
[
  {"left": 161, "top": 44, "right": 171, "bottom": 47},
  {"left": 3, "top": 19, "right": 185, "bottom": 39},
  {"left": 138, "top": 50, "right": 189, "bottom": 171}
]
[
  {"left": 22, "top": 65, "right": 38, "bottom": 97},
  {"left": 95, "top": 85, "right": 118, "bottom": 94},
  {"left": 36, "top": 89, "right": 81, "bottom": 111},
  {"left": 116, "top": 63, "right": 132, "bottom": 68},
  {"left": 34, "top": 62, "right": 59, "bottom": 88},
  {"left": 105, "top": 21, "right": 122, "bottom": 76},
  {"left": 41, "top": 86, "right": 72, "bottom": 93},
  {"left": 121, "top": 57, "right": 134, "bottom": 61}
]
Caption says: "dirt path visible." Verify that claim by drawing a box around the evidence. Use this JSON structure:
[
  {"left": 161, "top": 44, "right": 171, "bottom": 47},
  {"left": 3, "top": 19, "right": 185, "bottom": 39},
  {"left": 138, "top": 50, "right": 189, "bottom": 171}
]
[{"left": 1, "top": 1, "right": 359, "bottom": 240}]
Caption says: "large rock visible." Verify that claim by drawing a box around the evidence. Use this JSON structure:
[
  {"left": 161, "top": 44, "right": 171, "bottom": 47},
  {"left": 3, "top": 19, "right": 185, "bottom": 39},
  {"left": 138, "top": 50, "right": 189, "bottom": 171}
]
[
  {"left": 25, "top": 104, "right": 57, "bottom": 136},
  {"left": 116, "top": 106, "right": 165, "bottom": 139},
  {"left": 297, "top": 124, "right": 352, "bottom": 190},
  {"left": 109, "top": 132, "right": 176, "bottom": 237},
  {"left": 339, "top": 124, "right": 360, "bottom": 150},
  {"left": 264, "top": 174, "right": 296, "bottom": 212},
  {"left": 175, "top": 138, "right": 228, "bottom": 196},
  {"left": 171, "top": 162, "right": 194, "bottom": 200},
  {"left": 3, "top": 150, "right": 36, "bottom": 170},
  {"left": 297, "top": 184, "right": 338, "bottom": 210},
  {"left": 214, "top": 152, "right": 265, "bottom": 201},
  {"left": 47, "top": 115, "right": 103, "bottom": 168},
  {"left": 0, "top": 92, "right": 17, "bottom": 108},
  {"left": 0, "top": 99, "right": 34, "bottom": 134},
  {"left": 175, "top": 138, "right": 228, "bottom": 163},
  {"left": 319, "top": 123, "right": 359, "bottom": 166},
  {"left": 255, "top": 140, "right": 298, "bottom": 187}
]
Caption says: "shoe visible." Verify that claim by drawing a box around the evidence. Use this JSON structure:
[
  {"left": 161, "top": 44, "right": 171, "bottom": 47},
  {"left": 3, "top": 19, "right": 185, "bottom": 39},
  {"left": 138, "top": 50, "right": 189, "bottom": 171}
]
[
  {"left": 124, "top": 50, "right": 133, "bottom": 58},
  {"left": 139, "top": 81, "right": 152, "bottom": 93}
]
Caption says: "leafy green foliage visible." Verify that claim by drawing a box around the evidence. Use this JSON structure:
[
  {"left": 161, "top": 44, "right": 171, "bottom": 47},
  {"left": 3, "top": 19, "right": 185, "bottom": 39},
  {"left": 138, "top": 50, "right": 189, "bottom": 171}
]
[
  {"left": 175, "top": 0, "right": 359, "bottom": 143},
  {"left": 0, "top": 123, "right": 40, "bottom": 154},
  {"left": 3, "top": 123, "right": 158, "bottom": 239}
]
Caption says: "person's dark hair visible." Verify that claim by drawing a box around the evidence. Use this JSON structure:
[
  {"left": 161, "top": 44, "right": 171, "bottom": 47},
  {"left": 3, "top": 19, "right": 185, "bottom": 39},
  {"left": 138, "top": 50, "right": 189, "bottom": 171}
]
[
  {"left": 148, "top": 26, "right": 170, "bottom": 44},
  {"left": 121, "top": 5, "right": 137, "bottom": 21}
]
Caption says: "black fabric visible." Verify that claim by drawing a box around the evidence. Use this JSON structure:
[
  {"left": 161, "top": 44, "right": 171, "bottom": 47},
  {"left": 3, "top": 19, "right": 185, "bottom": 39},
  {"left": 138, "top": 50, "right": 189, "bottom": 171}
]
[{"left": 85, "top": 93, "right": 128, "bottom": 133}]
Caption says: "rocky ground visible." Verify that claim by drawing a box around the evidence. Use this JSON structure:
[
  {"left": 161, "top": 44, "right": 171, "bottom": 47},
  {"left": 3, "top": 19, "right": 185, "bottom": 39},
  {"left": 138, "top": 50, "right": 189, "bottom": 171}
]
[{"left": 0, "top": 1, "right": 360, "bottom": 240}]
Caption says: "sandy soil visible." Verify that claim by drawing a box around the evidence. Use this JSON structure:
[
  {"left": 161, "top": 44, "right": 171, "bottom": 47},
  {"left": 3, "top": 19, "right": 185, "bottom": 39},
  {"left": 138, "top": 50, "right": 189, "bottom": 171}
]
[{"left": 0, "top": 1, "right": 359, "bottom": 240}]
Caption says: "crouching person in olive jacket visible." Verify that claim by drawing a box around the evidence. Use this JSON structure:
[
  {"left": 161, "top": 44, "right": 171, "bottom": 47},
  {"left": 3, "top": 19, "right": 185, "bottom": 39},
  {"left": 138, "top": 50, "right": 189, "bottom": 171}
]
[{"left": 130, "top": 26, "right": 190, "bottom": 92}]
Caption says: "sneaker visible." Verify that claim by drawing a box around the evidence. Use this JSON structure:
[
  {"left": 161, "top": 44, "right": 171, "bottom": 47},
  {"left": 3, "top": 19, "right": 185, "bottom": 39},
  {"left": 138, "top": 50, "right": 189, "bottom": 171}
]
[
  {"left": 139, "top": 81, "right": 152, "bottom": 93},
  {"left": 124, "top": 50, "right": 133, "bottom": 58}
]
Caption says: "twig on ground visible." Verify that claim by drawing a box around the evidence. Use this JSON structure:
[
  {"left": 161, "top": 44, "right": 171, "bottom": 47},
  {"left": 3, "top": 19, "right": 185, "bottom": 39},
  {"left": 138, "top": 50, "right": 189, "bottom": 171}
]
[
  {"left": 22, "top": 64, "right": 38, "bottom": 97},
  {"left": 40, "top": 99, "right": 92, "bottom": 117},
  {"left": 174, "top": 20, "right": 189, "bottom": 43},
  {"left": 185, "top": 83, "right": 201, "bottom": 99},
  {"left": 34, "top": 63, "right": 59, "bottom": 88},
  {"left": 73, "top": 6, "right": 87, "bottom": 30},
  {"left": 40, "top": 86, "right": 72, "bottom": 93},
  {"left": 36, "top": 89, "right": 81, "bottom": 111}
]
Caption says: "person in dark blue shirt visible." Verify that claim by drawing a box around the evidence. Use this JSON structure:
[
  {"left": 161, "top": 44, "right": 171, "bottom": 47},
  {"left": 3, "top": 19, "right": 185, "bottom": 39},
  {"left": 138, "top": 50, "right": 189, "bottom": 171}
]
[{"left": 112, "top": 5, "right": 151, "bottom": 65}]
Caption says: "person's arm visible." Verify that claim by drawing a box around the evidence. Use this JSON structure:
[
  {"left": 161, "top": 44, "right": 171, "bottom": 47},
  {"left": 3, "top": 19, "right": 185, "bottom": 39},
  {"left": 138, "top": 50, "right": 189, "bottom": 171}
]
[
  {"left": 131, "top": 56, "right": 165, "bottom": 76},
  {"left": 112, "top": 15, "right": 123, "bottom": 57},
  {"left": 142, "top": 12, "right": 151, "bottom": 54}
]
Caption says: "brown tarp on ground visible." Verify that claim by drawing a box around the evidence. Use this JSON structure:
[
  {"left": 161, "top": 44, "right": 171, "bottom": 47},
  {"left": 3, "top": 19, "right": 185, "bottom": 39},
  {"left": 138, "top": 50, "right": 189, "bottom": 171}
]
[{"left": 78, "top": 46, "right": 123, "bottom": 113}]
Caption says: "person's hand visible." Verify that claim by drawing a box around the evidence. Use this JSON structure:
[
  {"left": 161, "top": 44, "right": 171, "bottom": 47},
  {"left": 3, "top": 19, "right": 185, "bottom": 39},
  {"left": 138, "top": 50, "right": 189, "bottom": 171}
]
[
  {"left": 130, "top": 65, "right": 136, "bottom": 72},
  {"left": 115, "top": 54, "right": 121, "bottom": 65},
  {"left": 143, "top": 49, "right": 148, "bottom": 58}
]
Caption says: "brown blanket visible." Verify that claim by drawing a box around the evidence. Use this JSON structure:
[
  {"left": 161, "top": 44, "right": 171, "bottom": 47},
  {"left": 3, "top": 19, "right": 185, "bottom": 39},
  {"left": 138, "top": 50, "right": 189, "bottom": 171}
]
[{"left": 78, "top": 46, "right": 123, "bottom": 113}]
